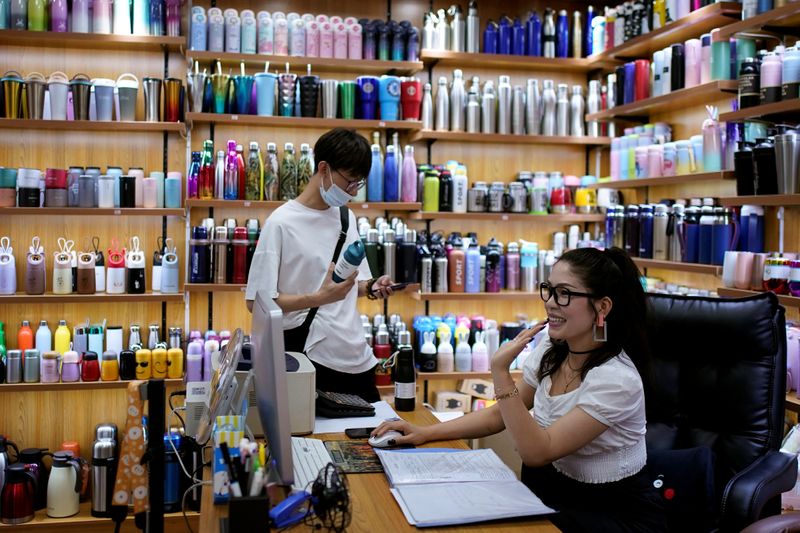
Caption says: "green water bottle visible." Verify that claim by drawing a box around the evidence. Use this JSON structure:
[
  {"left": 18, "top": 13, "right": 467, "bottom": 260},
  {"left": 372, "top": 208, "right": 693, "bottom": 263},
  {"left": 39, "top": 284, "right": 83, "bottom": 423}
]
[
  {"left": 711, "top": 29, "right": 731, "bottom": 81},
  {"left": 27, "top": 0, "right": 45, "bottom": 30},
  {"left": 423, "top": 171, "right": 440, "bottom": 212}
]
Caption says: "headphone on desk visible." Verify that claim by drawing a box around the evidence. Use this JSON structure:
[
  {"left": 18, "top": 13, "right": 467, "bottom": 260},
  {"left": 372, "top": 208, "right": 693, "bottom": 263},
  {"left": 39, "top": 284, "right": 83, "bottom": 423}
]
[{"left": 306, "top": 463, "right": 351, "bottom": 533}]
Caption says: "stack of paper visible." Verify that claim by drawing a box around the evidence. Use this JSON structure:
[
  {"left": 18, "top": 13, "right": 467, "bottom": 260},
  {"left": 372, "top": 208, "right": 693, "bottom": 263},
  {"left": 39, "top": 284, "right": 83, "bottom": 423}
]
[{"left": 375, "top": 448, "right": 555, "bottom": 527}]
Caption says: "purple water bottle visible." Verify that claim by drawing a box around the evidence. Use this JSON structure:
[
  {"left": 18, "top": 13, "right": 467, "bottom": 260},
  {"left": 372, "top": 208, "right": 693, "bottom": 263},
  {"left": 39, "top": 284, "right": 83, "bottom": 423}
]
[
  {"left": 189, "top": 226, "right": 210, "bottom": 283},
  {"left": 377, "top": 21, "right": 390, "bottom": 61},
  {"left": 392, "top": 23, "right": 406, "bottom": 61},
  {"left": 185, "top": 340, "right": 203, "bottom": 382},
  {"left": 149, "top": 0, "right": 163, "bottom": 36},
  {"left": 187, "top": 151, "right": 200, "bottom": 199},
  {"left": 483, "top": 20, "right": 498, "bottom": 54},
  {"left": 50, "top": 0, "right": 68, "bottom": 31},
  {"left": 406, "top": 26, "right": 419, "bottom": 62},
  {"left": 512, "top": 18, "right": 526, "bottom": 55},
  {"left": 697, "top": 205, "right": 714, "bottom": 265},
  {"left": 556, "top": 10, "right": 568, "bottom": 58},
  {"left": 638, "top": 204, "right": 654, "bottom": 259},
  {"left": 526, "top": 11, "right": 541, "bottom": 56},
  {"left": 356, "top": 76, "right": 379, "bottom": 119},
  {"left": 498, "top": 16, "right": 511, "bottom": 55}
]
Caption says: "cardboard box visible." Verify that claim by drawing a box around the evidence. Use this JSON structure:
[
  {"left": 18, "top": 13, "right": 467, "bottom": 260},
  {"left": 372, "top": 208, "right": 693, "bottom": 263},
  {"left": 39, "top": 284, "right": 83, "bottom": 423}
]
[
  {"left": 434, "top": 391, "right": 472, "bottom": 413},
  {"left": 459, "top": 378, "right": 494, "bottom": 400}
]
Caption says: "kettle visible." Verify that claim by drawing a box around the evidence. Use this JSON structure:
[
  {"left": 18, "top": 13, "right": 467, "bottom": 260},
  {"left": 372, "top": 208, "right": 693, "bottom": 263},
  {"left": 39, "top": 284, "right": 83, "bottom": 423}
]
[
  {"left": 1, "top": 464, "right": 36, "bottom": 524},
  {"left": 0, "top": 436, "right": 20, "bottom": 503},
  {"left": 46, "top": 452, "right": 81, "bottom": 518},
  {"left": 18, "top": 448, "right": 51, "bottom": 510}
]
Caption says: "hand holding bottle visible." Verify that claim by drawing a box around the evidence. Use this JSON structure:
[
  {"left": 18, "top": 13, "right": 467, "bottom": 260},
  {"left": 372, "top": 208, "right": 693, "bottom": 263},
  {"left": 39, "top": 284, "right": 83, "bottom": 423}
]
[{"left": 317, "top": 263, "right": 357, "bottom": 305}]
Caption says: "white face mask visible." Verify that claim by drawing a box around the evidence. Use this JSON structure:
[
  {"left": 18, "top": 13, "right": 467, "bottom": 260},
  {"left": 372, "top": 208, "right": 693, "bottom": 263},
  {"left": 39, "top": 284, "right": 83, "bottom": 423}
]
[{"left": 319, "top": 166, "right": 354, "bottom": 208}]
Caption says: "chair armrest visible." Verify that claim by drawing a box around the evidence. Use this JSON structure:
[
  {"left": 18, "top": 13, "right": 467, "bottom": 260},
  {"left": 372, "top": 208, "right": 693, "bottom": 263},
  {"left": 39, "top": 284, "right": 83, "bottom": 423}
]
[
  {"left": 741, "top": 512, "right": 800, "bottom": 533},
  {"left": 720, "top": 450, "right": 798, "bottom": 531}
]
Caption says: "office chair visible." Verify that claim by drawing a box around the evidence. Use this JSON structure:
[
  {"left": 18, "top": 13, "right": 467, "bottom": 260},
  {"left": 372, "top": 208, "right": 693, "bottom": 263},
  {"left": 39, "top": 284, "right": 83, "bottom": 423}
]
[{"left": 644, "top": 292, "right": 797, "bottom": 532}]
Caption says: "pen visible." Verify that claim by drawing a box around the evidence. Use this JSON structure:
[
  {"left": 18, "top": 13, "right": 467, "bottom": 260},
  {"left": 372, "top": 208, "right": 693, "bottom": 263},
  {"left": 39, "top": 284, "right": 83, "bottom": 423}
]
[{"left": 219, "top": 442, "right": 243, "bottom": 498}]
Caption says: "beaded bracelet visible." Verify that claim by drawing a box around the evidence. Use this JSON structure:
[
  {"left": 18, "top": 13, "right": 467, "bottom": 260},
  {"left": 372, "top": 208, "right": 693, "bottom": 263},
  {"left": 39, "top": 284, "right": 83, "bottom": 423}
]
[{"left": 494, "top": 386, "right": 519, "bottom": 401}]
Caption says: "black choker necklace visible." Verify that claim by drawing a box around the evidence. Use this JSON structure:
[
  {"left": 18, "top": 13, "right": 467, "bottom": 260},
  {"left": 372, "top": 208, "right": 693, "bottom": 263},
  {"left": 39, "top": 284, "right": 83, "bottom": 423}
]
[{"left": 568, "top": 348, "right": 596, "bottom": 355}]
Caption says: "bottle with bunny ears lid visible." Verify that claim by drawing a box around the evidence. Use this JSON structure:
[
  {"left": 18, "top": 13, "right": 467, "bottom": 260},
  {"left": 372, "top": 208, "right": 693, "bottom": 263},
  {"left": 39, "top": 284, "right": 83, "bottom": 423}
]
[
  {"left": 471, "top": 331, "right": 489, "bottom": 372},
  {"left": 455, "top": 330, "right": 472, "bottom": 372},
  {"left": 419, "top": 330, "right": 438, "bottom": 372},
  {"left": 437, "top": 330, "right": 454, "bottom": 373}
]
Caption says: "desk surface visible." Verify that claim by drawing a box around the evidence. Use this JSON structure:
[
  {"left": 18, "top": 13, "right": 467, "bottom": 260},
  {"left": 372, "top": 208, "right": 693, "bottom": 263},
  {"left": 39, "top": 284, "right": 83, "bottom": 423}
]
[{"left": 199, "top": 407, "right": 558, "bottom": 532}]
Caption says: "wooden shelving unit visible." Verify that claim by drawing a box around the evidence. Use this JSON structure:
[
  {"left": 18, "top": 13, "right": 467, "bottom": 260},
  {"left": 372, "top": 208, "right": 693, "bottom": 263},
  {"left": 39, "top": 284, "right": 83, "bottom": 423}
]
[
  {"left": 0, "top": 29, "right": 185, "bottom": 52},
  {"left": 1, "top": 207, "right": 185, "bottom": 216},
  {"left": 420, "top": 49, "right": 607, "bottom": 72},
  {"left": 719, "top": 194, "right": 800, "bottom": 207},
  {"left": 717, "top": 288, "right": 800, "bottom": 308},
  {"left": 588, "top": 171, "right": 736, "bottom": 189},
  {"left": 410, "top": 291, "right": 538, "bottom": 301},
  {"left": 717, "top": 2, "right": 800, "bottom": 38},
  {"left": 0, "top": 118, "right": 184, "bottom": 133},
  {"left": 408, "top": 130, "right": 611, "bottom": 146},
  {"left": 633, "top": 258, "right": 721, "bottom": 276},
  {"left": 186, "top": 112, "right": 422, "bottom": 131},
  {"left": 719, "top": 99, "right": 800, "bottom": 122},
  {"left": 0, "top": 378, "right": 184, "bottom": 393},
  {"left": 409, "top": 211, "right": 605, "bottom": 222},
  {"left": 187, "top": 50, "right": 423, "bottom": 76},
  {"left": 185, "top": 199, "right": 422, "bottom": 211},
  {"left": 588, "top": 2, "right": 741, "bottom": 63},
  {"left": 585, "top": 81, "right": 738, "bottom": 121},
  {"left": 0, "top": 292, "right": 183, "bottom": 304},
  {"left": 185, "top": 283, "right": 246, "bottom": 292}
]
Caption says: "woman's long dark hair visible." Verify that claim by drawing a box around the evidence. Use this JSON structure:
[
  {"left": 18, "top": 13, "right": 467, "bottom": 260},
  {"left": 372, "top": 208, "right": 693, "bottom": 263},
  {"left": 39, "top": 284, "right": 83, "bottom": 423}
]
[{"left": 537, "top": 247, "right": 652, "bottom": 390}]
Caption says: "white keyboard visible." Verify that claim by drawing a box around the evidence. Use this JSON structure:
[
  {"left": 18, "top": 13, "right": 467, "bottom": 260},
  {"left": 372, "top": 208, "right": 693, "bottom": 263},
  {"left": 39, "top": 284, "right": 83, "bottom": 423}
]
[{"left": 291, "top": 436, "right": 334, "bottom": 491}]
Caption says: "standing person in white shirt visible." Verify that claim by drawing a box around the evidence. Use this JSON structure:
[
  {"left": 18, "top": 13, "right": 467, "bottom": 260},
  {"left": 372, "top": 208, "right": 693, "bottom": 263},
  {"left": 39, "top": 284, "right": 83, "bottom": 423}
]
[
  {"left": 374, "top": 247, "right": 667, "bottom": 531},
  {"left": 245, "top": 128, "right": 401, "bottom": 402}
]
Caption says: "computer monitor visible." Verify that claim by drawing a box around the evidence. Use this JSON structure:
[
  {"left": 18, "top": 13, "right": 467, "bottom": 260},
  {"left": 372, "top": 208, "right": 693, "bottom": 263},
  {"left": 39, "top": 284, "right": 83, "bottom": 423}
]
[{"left": 251, "top": 291, "right": 294, "bottom": 486}]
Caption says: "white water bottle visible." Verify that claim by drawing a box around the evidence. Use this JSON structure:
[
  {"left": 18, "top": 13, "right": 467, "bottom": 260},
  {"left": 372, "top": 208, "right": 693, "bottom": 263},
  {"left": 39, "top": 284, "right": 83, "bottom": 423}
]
[
  {"left": 451, "top": 167, "right": 468, "bottom": 213},
  {"left": 36, "top": 320, "right": 52, "bottom": 352},
  {"left": 437, "top": 330, "right": 454, "bottom": 373},
  {"left": 160, "top": 247, "right": 180, "bottom": 293},
  {"left": 333, "top": 241, "right": 365, "bottom": 283},
  {"left": 471, "top": 331, "right": 489, "bottom": 372},
  {"left": 455, "top": 331, "right": 472, "bottom": 372}
]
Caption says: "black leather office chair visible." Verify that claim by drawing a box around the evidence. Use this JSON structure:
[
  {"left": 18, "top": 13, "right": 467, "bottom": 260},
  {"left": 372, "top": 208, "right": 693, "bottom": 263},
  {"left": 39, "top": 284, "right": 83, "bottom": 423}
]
[{"left": 645, "top": 292, "right": 797, "bottom": 532}]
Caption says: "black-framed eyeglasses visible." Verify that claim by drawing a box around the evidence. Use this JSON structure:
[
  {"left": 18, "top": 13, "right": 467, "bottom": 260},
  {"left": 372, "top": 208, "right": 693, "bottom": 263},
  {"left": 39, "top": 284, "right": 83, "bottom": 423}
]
[
  {"left": 539, "top": 282, "right": 598, "bottom": 307},
  {"left": 332, "top": 168, "right": 366, "bottom": 193}
]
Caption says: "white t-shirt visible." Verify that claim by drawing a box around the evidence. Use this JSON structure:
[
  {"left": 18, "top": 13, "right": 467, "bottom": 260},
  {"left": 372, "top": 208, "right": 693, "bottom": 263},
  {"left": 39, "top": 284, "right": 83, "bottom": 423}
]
[
  {"left": 244, "top": 200, "right": 377, "bottom": 374},
  {"left": 522, "top": 334, "right": 647, "bottom": 484}
]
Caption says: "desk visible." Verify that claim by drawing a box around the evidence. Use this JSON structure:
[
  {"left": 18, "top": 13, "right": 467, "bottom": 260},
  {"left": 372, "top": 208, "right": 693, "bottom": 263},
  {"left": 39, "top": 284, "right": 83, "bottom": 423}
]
[{"left": 198, "top": 407, "right": 557, "bottom": 532}]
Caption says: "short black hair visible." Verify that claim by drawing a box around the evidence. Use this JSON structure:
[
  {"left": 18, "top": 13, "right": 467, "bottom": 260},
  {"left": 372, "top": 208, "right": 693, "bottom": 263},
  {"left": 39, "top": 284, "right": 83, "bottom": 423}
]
[{"left": 313, "top": 128, "right": 372, "bottom": 180}]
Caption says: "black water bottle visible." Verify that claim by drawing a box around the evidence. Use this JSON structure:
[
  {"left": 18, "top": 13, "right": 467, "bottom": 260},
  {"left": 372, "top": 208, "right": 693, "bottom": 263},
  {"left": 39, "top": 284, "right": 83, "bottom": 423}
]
[
  {"left": 394, "top": 332, "right": 416, "bottom": 412},
  {"left": 439, "top": 170, "right": 453, "bottom": 212},
  {"left": 753, "top": 137, "right": 778, "bottom": 195},
  {"left": 734, "top": 142, "right": 755, "bottom": 195},
  {"left": 670, "top": 43, "right": 685, "bottom": 91}
]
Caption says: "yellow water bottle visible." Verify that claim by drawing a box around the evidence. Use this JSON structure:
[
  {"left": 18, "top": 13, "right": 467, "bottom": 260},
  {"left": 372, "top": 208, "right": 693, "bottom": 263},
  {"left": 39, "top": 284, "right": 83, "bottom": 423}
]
[
  {"left": 151, "top": 347, "right": 167, "bottom": 378},
  {"left": 54, "top": 319, "right": 71, "bottom": 354},
  {"left": 135, "top": 349, "right": 152, "bottom": 379},
  {"left": 167, "top": 348, "right": 184, "bottom": 379}
]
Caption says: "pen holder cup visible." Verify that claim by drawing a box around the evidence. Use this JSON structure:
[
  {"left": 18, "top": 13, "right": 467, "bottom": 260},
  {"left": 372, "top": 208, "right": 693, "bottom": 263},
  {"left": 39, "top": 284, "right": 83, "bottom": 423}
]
[{"left": 228, "top": 495, "right": 270, "bottom": 532}]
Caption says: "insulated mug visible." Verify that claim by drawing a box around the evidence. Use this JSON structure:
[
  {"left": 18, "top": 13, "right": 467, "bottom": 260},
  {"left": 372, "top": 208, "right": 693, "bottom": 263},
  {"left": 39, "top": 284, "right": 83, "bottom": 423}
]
[
  {"left": 119, "top": 176, "right": 135, "bottom": 207},
  {"left": 735, "top": 251, "right": 754, "bottom": 289},
  {"left": 47, "top": 71, "right": 69, "bottom": 120},
  {"left": 115, "top": 73, "right": 138, "bottom": 121},
  {"left": 400, "top": 78, "right": 422, "bottom": 121},
  {"left": 25, "top": 72, "right": 46, "bottom": 120},
  {"left": 230, "top": 75, "right": 252, "bottom": 115},
  {"left": 92, "top": 78, "right": 115, "bottom": 121},
  {"left": 187, "top": 70, "right": 207, "bottom": 113},
  {"left": 277, "top": 73, "right": 297, "bottom": 117},
  {"left": 338, "top": 81, "right": 356, "bottom": 119},
  {"left": 321, "top": 79, "right": 338, "bottom": 119},
  {"left": 253, "top": 72, "right": 275, "bottom": 116},
  {"left": 722, "top": 251, "right": 738, "bottom": 288},
  {"left": 70, "top": 73, "right": 91, "bottom": 120},
  {"left": 164, "top": 77, "right": 182, "bottom": 122},
  {"left": 378, "top": 75, "right": 400, "bottom": 120},
  {"left": 298, "top": 75, "right": 320, "bottom": 118},
  {"left": 143, "top": 77, "right": 162, "bottom": 121},
  {"left": 356, "top": 76, "right": 379, "bottom": 119},
  {"left": 2, "top": 71, "right": 24, "bottom": 119}
]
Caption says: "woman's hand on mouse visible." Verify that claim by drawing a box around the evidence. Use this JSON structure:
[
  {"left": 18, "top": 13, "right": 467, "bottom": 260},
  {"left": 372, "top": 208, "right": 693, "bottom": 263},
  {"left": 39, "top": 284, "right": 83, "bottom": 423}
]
[
  {"left": 371, "top": 420, "right": 430, "bottom": 446},
  {"left": 490, "top": 320, "right": 548, "bottom": 372}
]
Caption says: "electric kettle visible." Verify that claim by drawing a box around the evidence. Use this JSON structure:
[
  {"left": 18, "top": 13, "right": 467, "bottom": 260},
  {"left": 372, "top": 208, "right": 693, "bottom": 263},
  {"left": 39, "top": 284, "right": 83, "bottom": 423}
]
[
  {"left": 0, "top": 464, "right": 36, "bottom": 524},
  {"left": 46, "top": 452, "right": 81, "bottom": 518}
]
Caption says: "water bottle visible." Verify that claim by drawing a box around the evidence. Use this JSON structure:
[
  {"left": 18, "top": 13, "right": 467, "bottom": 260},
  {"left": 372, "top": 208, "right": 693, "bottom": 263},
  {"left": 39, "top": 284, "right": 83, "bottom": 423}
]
[
  {"left": 465, "top": 241, "right": 481, "bottom": 293},
  {"left": 454, "top": 331, "right": 471, "bottom": 372},
  {"left": 436, "top": 330, "right": 454, "bottom": 372},
  {"left": 419, "top": 331, "right": 437, "bottom": 372},
  {"left": 698, "top": 203, "right": 715, "bottom": 265},
  {"left": 520, "top": 240, "right": 538, "bottom": 292},
  {"left": 383, "top": 145, "right": 399, "bottom": 202},
  {"left": 639, "top": 204, "right": 654, "bottom": 259},
  {"left": 394, "top": 331, "right": 415, "bottom": 412},
  {"left": 366, "top": 144, "right": 383, "bottom": 202},
  {"left": 472, "top": 331, "right": 489, "bottom": 371},
  {"left": 35, "top": 320, "right": 51, "bottom": 353}
]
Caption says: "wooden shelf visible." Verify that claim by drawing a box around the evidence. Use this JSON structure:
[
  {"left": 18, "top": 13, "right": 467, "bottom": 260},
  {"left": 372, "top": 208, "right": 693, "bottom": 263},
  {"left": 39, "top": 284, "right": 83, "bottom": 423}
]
[
  {"left": 409, "top": 211, "right": 605, "bottom": 223},
  {"left": 0, "top": 207, "right": 184, "bottom": 216},
  {"left": 417, "top": 370, "right": 523, "bottom": 381},
  {"left": 0, "top": 29, "right": 185, "bottom": 52},
  {"left": 0, "top": 378, "right": 185, "bottom": 393},
  {"left": 186, "top": 112, "right": 422, "bottom": 131},
  {"left": 409, "top": 130, "right": 611, "bottom": 146},
  {"left": 187, "top": 50, "right": 423, "bottom": 76},
  {"left": 717, "top": 287, "right": 800, "bottom": 308},
  {"left": 420, "top": 49, "right": 608, "bottom": 72},
  {"left": 185, "top": 283, "right": 246, "bottom": 292},
  {"left": 719, "top": 194, "right": 800, "bottom": 207},
  {"left": 588, "top": 171, "right": 736, "bottom": 189},
  {"left": 588, "top": 2, "right": 741, "bottom": 63},
  {"left": 410, "top": 291, "right": 538, "bottom": 301},
  {"left": 786, "top": 392, "right": 800, "bottom": 414},
  {"left": 185, "top": 198, "right": 421, "bottom": 211},
  {"left": 0, "top": 292, "right": 183, "bottom": 303},
  {"left": 634, "top": 258, "right": 721, "bottom": 275},
  {"left": 586, "top": 81, "right": 738, "bottom": 121},
  {"left": 0, "top": 118, "right": 184, "bottom": 132},
  {"left": 9, "top": 501, "right": 198, "bottom": 532},
  {"left": 717, "top": 3, "right": 800, "bottom": 39},
  {"left": 719, "top": 99, "right": 800, "bottom": 122}
]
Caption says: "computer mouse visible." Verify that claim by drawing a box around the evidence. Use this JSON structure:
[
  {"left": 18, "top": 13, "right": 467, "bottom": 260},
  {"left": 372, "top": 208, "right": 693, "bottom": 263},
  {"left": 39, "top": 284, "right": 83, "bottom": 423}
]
[{"left": 368, "top": 430, "right": 403, "bottom": 448}]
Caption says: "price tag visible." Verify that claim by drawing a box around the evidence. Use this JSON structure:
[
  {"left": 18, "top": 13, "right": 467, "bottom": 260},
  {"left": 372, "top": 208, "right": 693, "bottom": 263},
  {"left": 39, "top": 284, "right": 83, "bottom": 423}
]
[
  {"left": 501, "top": 215, "right": 509, "bottom": 221},
  {"left": 231, "top": 115, "right": 239, "bottom": 121},
  {"left": 361, "top": 204, "right": 369, "bottom": 209},
  {"left": 378, "top": 121, "right": 386, "bottom": 127},
  {"left": 114, "top": 209, "right": 122, "bottom": 215},
  {"left": 244, "top": 201, "right": 251, "bottom": 207}
]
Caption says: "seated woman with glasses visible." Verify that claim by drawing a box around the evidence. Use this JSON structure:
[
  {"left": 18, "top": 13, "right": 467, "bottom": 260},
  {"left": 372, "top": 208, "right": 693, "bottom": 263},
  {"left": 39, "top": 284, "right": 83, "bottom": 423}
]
[{"left": 374, "top": 247, "right": 666, "bottom": 531}]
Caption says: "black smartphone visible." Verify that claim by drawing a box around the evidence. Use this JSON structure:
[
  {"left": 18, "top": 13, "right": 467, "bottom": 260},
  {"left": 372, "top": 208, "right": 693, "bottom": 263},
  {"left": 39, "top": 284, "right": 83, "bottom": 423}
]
[
  {"left": 389, "top": 282, "right": 409, "bottom": 291},
  {"left": 345, "top": 427, "right": 377, "bottom": 439}
]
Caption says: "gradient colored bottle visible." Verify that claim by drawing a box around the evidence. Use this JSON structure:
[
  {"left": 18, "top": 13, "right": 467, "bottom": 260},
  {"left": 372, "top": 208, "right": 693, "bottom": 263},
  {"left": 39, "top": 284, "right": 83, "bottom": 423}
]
[
  {"left": 400, "top": 145, "right": 417, "bottom": 203},
  {"left": 223, "top": 140, "right": 238, "bottom": 200},
  {"left": 187, "top": 151, "right": 200, "bottom": 198},
  {"left": 199, "top": 140, "right": 215, "bottom": 199},
  {"left": 297, "top": 143, "right": 313, "bottom": 195},
  {"left": 279, "top": 143, "right": 297, "bottom": 201},
  {"left": 264, "top": 143, "right": 279, "bottom": 201},
  {"left": 235, "top": 144, "right": 246, "bottom": 200},
  {"left": 366, "top": 144, "right": 383, "bottom": 202},
  {"left": 245, "top": 142, "right": 263, "bottom": 201}
]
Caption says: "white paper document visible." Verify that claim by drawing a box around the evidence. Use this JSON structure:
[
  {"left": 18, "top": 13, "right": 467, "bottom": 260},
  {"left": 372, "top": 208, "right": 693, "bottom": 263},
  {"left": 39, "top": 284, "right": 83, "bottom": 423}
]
[
  {"left": 375, "top": 448, "right": 555, "bottom": 527},
  {"left": 313, "top": 401, "right": 399, "bottom": 433}
]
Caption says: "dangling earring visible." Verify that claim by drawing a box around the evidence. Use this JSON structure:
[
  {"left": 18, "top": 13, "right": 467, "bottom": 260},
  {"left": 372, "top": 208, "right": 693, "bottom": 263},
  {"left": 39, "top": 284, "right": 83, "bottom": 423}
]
[{"left": 593, "top": 314, "right": 607, "bottom": 342}]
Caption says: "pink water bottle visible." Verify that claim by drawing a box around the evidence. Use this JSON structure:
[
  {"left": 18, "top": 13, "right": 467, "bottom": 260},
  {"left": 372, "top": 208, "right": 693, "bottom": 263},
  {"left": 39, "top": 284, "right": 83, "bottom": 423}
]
[
  {"left": 647, "top": 145, "right": 664, "bottom": 178},
  {"left": 50, "top": 0, "right": 68, "bottom": 31},
  {"left": 289, "top": 17, "right": 305, "bottom": 56},
  {"left": 305, "top": 21, "right": 320, "bottom": 57},
  {"left": 273, "top": 17, "right": 289, "bottom": 55},
  {"left": 684, "top": 38, "right": 701, "bottom": 88},
  {"left": 348, "top": 24, "right": 363, "bottom": 60},
  {"left": 71, "top": 0, "right": 90, "bottom": 32},
  {"left": 333, "top": 22, "right": 348, "bottom": 59},
  {"left": 319, "top": 22, "right": 333, "bottom": 58}
]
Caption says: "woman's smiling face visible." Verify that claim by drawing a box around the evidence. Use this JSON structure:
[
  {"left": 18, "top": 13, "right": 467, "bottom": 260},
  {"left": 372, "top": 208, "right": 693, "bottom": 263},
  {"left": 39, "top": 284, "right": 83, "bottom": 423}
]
[{"left": 543, "top": 261, "right": 598, "bottom": 345}]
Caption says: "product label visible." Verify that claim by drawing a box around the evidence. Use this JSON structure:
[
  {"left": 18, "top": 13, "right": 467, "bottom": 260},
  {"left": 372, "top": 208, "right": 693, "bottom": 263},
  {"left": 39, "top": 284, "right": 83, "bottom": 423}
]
[
  {"left": 739, "top": 74, "right": 760, "bottom": 98},
  {"left": 764, "top": 263, "right": 791, "bottom": 281},
  {"left": 395, "top": 382, "right": 415, "bottom": 399},
  {"left": 333, "top": 260, "right": 358, "bottom": 282}
]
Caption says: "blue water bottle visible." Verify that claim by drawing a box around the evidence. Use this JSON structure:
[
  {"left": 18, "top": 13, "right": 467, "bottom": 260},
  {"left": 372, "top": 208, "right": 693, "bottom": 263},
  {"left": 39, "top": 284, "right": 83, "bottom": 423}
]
[
  {"left": 366, "top": 144, "right": 383, "bottom": 202},
  {"left": 512, "top": 18, "right": 525, "bottom": 55},
  {"left": 333, "top": 240, "right": 366, "bottom": 283},
  {"left": 383, "top": 145, "right": 398, "bottom": 202},
  {"left": 682, "top": 206, "right": 700, "bottom": 263},
  {"left": 164, "top": 433, "right": 182, "bottom": 513},
  {"left": 465, "top": 241, "right": 481, "bottom": 293},
  {"left": 483, "top": 20, "right": 498, "bottom": 54},
  {"left": 556, "top": 9, "right": 568, "bottom": 58},
  {"left": 498, "top": 16, "right": 512, "bottom": 55},
  {"left": 584, "top": 5, "right": 594, "bottom": 57},
  {"left": 697, "top": 205, "right": 715, "bottom": 265},
  {"left": 526, "top": 11, "right": 541, "bottom": 56}
]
